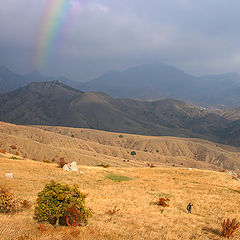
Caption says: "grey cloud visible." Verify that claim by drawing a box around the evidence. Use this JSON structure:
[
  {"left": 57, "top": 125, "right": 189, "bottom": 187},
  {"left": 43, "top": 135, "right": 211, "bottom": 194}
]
[{"left": 0, "top": 0, "right": 240, "bottom": 80}]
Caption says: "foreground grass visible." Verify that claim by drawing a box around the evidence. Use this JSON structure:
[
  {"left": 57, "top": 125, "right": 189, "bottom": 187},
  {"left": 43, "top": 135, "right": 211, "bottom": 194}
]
[{"left": 0, "top": 158, "right": 240, "bottom": 239}]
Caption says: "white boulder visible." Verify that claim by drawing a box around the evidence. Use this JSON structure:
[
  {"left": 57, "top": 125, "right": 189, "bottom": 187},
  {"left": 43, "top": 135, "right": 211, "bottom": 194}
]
[
  {"left": 5, "top": 173, "right": 14, "bottom": 178},
  {"left": 63, "top": 162, "right": 79, "bottom": 172}
]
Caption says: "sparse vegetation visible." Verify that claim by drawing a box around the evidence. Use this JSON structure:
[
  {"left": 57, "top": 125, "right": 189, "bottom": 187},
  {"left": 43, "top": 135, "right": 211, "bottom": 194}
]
[
  {"left": 221, "top": 218, "right": 240, "bottom": 238},
  {"left": 0, "top": 123, "right": 240, "bottom": 239},
  {"left": 34, "top": 181, "right": 92, "bottom": 227},
  {"left": 42, "top": 159, "right": 51, "bottom": 163},
  {"left": 97, "top": 163, "right": 110, "bottom": 168},
  {"left": 9, "top": 156, "right": 21, "bottom": 160}
]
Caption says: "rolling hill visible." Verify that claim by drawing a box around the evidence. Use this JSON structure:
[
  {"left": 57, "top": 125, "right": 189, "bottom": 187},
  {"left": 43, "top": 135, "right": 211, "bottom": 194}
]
[
  {"left": 1, "top": 121, "right": 240, "bottom": 170},
  {"left": 0, "top": 81, "right": 240, "bottom": 146}
]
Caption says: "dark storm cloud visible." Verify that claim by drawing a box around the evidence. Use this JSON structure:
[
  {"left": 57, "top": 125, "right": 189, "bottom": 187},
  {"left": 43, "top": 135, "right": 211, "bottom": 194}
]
[{"left": 0, "top": 0, "right": 240, "bottom": 81}]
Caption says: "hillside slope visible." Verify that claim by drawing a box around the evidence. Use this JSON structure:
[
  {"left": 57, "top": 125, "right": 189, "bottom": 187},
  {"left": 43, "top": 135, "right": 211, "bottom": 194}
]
[
  {"left": 1, "top": 81, "right": 240, "bottom": 146},
  {"left": 0, "top": 157, "right": 240, "bottom": 239},
  {"left": 1, "top": 121, "right": 240, "bottom": 170}
]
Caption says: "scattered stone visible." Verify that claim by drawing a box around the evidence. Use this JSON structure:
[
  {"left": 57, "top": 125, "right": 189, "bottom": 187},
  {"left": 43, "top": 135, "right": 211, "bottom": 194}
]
[
  {"left": 188, "top": 168, "right": 193, "bottom": 171},
  {"left": 5, "top": 173, "right": 14, "bottom": 178},
  {"left": 226, "top": 171, "right": 239, "bottom": 181},
  {"left": 79, "top": 171, "right": 84, "bottom": 175},
  {"left": 63, "top": 161, "right": 79, "bottom": 172}
]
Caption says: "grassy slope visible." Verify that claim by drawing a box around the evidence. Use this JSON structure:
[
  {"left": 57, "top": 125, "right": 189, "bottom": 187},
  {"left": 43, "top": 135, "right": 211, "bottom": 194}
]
[{"left": 0, "top": 157, "right": 240, "bottom": 240}]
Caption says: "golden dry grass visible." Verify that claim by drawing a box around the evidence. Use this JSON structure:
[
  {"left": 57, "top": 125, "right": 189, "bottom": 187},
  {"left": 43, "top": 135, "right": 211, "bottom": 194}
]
[{"left": 0, "top": 157, "right": 240, "bottom": 240}]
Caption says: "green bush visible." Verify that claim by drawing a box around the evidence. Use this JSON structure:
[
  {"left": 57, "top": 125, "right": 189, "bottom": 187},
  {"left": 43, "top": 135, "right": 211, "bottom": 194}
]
[
  {"left": 34, "top": 181, "right": 92, "bottom": 227},
  {"left": 97, "top": 163, "right": 110, "bottom": 168},
  {"left": 130, "top": 151, "right": 136, "bottom": 156}
]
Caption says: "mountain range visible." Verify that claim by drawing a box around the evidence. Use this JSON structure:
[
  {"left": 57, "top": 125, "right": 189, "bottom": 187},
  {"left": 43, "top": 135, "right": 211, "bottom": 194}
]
[
  {"left": 0, "top": 81, "right": 240, "bottom": 147},
  {"left": 1, "top": 63, "right": 240, "bottom": 107}
]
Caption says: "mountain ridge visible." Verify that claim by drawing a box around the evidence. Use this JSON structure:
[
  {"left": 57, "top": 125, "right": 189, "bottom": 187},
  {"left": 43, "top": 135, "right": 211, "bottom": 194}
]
[
  {"left": 0, "top": 81, "right": 240, "bottom": 147},
  {"left": 2, "top": 63, "right": 240, "bottom": 106}
]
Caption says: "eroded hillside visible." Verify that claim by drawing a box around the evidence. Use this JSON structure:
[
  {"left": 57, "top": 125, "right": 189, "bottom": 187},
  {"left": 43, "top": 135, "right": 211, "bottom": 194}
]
[{"left": 1, "top": 121, "right": 240, "bottom": 170}]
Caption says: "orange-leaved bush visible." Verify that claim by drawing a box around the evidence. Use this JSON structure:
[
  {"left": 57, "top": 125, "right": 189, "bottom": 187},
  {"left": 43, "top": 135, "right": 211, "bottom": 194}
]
[
  {"left": 222, "top": 218, "right": 240, "bottom": 238},
  {"left": 155, "top": 197, "right": 170, "bottom": 207}
]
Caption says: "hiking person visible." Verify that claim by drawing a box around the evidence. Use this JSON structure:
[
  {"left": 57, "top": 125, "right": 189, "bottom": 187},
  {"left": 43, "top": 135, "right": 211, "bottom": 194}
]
[{"left": 187, "top": 203, "right": 193, "bottom": 213}]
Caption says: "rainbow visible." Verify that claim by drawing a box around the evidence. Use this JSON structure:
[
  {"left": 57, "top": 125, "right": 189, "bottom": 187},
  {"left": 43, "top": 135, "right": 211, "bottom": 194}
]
[{"left": 35, "top": 0, "right": 75, "bottom": 71}]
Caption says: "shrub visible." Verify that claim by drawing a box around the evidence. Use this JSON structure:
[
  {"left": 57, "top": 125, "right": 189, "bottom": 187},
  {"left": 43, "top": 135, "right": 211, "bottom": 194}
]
[
  {"left": 42, "top": 159, "right": 51, "bottom": 163},
  {"left": 71, "top": 134, "right": 75, "bottom": 138},
  {"left": 97, "top": 164, "right": 110, "bottom": 168},
  {"left": 119, "top": 135, "right": 123, "bottom": 138},
  {"left": 147, "top": 163, "right": 155, "bottom": 168},
  {"left": 21, "top": 199, "right": 32, "bottom": 209},
  {"left": 106, "top": 206, "right": 120, "bottom": 215},
  {"left": 155, "top": 197, "right": 170, "bottom": 207},
  {"left": 58, "top": 157, "right": 67, "bottom": 168},
  {"left": 10, "top": 145, "right": 17, "bottom": 150},
  {"left": 0, "top": 188, "right": 20, "bottom": 214},
  {"left": 9, "top": 156, "right": 21, "bottom": 160},
  {"left": 221, "top": 218, "right": 240, "bottom": 238},
  {"left": 156, "top": 149, "right": 159, "bottom": 153},
  {"left": 34, "top": 181, "right": 92, "bottom": 227},
  {"left": 130, "top": 151, "right": 136, "bottom": 156}
]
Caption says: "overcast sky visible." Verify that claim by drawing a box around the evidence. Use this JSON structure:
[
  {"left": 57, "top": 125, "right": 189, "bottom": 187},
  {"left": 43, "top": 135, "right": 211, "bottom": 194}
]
[{"left": 0, "top": 0, "right": 240, "bottom": 81}]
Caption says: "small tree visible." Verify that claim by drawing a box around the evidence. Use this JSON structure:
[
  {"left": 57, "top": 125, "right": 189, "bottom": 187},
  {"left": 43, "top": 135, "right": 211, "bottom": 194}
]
[
  {"left": 34, "top": 181, "right": 92, "bottom": 227},
  {"left": 130, "top": 151, "right": 136, "bottom": 156}
]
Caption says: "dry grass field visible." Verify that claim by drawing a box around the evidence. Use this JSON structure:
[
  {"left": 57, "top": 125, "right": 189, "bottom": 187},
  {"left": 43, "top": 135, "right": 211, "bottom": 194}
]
[{"left": 0, "top": 156, "right": 240, "bottom": 240}]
